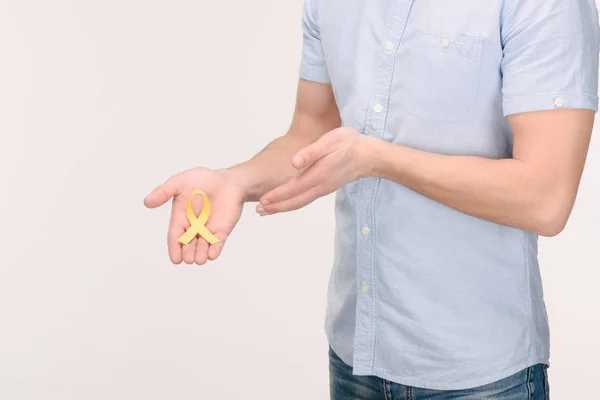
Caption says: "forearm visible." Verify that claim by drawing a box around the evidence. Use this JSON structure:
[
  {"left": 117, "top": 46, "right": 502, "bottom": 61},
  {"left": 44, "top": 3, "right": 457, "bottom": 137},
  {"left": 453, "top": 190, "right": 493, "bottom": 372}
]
[
  {"left": 368, "top": 139, "right": 572, "bottom": 236},
  {"left": 222, "top": 134, "right": 313, "bottom": 202},
  {"left": 222, "top": 108, "right": 338, "bottom": 202}
]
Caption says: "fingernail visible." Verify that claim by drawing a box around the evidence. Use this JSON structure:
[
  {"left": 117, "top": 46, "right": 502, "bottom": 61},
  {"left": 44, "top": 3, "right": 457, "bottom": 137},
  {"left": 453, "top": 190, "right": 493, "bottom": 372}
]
[
  {"left": 257, "top": 206, "right": 265, "bottom": 214},
  {"left": 293, "top": 155, "right": 304, "bottom": 168},
  {"left": 261, "top": 199, "right": 270, "bottom": 206}
]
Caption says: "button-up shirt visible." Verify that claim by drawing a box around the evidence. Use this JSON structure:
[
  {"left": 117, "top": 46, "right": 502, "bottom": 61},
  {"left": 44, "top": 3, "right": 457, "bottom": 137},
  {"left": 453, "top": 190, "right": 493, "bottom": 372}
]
[{"left": 299, "top": 0, "right": 600, "bottom": 390}]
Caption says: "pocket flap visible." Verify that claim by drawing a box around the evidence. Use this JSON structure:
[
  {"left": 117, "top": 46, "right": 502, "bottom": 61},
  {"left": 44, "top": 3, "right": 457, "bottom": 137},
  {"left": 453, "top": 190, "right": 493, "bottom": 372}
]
[{"left": 419, "top": 31, "right": 482, "bottom": 63}]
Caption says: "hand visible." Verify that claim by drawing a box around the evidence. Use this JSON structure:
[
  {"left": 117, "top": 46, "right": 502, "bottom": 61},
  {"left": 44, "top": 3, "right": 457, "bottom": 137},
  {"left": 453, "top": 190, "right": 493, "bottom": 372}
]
[
  {"left": 144, "top": 167, "right": 246, "bottom": 265},
  {"left": 257, "top": 127, "right": 373, "bottom": 215}
]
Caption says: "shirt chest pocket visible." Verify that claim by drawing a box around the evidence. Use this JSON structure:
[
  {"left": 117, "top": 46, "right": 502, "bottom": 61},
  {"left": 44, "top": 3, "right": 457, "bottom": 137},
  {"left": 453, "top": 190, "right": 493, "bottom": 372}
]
[{"left": 404, "top": 31, "right": 485, "bottom": 121}]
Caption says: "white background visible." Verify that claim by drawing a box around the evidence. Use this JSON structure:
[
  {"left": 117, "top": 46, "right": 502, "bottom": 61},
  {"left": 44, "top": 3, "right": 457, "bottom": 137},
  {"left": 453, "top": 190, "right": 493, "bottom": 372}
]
[{"left": 0, "top": 1, "right": 598, "bottom": 399}]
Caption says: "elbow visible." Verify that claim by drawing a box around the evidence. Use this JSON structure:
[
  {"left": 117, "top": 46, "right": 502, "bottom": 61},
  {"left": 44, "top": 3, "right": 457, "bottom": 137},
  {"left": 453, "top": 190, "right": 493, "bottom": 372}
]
[
  {"left": 529, "top": 196, "right": 573, "bottom": 237},
  {"left": 532, "top": 212, "right": 568, "bottom": 237}
]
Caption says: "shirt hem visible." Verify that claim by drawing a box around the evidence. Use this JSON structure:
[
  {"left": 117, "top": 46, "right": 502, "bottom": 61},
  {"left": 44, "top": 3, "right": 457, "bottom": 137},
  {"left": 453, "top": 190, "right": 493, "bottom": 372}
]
[
  {"left": 350, "top": 357, "right": 549, "bottom": 391},
  {"left": 299, "top": 65, "right": 331, "bottom": 84},
  {"left": 502, "top": 92, "right": 599, "bottom": 116},
  {"left": 327, "top": 332, "right": 551, "bottom": 392}
]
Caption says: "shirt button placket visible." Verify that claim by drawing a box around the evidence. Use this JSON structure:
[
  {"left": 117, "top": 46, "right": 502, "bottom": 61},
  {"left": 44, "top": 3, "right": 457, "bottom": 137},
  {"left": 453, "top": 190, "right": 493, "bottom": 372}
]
[{"left": 354, "top": 1, "right": 414, "bottom": 373}]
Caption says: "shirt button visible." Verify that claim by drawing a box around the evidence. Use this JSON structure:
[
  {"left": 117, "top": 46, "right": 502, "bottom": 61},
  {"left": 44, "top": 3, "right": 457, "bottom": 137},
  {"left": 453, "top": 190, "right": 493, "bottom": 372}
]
[
  {"left": 554, "top": 97, "right": 564, "bottom": 107},
  {"left": 361, "top": 226, "right": 370, "bottom": 235},
  {"left": 384, "top": 41, "right": 395, "bottom": 51},
  {"left": 362, "top": 283, "right": 369, "bottom": 293},
  {"left": 373, "top": 104, "right": 383, "bottom": 113},
  {"left": 441, "top": 38, "right": 450, "bottom": 47}
]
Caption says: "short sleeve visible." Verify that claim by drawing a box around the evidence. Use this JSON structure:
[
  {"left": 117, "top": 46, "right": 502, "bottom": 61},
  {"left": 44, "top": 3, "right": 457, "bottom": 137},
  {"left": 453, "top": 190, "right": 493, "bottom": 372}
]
[
  {"left": 299, "top": 0, "right": 331, "bottom": 83},
  {"left": 501, "top": 0, "right": 600, "bottom": 116}
]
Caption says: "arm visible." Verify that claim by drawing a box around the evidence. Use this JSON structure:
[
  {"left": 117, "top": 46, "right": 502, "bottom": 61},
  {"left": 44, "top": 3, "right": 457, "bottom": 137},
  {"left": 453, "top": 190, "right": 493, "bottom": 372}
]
[
  {"left": 223, "top": 78, "right": 340, "bottom": 202},
  {"left": 258, "top": 110, "right": 594, "bottom": 237},
  {"left": 367, "top": 109, "right": 594, "bottom": 236},
  {"left": 259, "top": 0, "right": 598, "bottom": 237},
  {"left": 366, "top": 0, "right": 599, "bottom": 237},
  {"left": 224, "top": 0, "right": 337, "bottom": 202},
  {"left": 143, "top": 0, "right": 337, "bottom": 265},
  {"left": 143, "top": 79, "right": 338, "bottom": 265}
]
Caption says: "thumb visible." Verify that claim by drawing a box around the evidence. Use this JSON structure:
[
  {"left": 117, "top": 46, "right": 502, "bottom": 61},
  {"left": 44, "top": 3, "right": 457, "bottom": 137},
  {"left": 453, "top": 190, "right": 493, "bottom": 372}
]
[
  {"left": 143, "top": 177, "right": 179, "bottom": 208},
  {"left": 292, "top": 133, "right": 336, "bottom": 170}
]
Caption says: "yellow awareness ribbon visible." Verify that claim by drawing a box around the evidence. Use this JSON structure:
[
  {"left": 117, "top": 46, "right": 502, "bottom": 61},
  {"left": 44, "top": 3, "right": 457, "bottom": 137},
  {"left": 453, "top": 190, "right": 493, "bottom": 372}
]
[{"left": 178, "top": 189, "right": 221, "bottom": 245}]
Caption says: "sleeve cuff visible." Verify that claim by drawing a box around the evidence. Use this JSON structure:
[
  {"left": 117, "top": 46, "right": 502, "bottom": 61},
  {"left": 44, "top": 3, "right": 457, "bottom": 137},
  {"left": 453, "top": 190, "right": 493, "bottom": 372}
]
[
  {"left": 299, "top": 63, "right": 331, "bottom": 84},
  {"left": 503, "top": 92, "right": 599, "bottom": 116}
]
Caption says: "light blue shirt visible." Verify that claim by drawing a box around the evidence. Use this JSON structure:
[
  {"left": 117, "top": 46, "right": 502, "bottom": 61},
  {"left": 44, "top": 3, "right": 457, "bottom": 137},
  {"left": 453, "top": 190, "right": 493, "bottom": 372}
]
[{"left": 299, "top": 0, "right": 600, "bottom": 390}]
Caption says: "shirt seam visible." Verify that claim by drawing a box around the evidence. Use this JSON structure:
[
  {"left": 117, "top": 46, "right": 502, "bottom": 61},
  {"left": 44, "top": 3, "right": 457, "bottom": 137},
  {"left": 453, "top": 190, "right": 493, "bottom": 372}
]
[
  {"left": 526, "top": 365, "right": 533, "bottom": 400},
  {"left": 524, "top": 230, "right": 534, "bottom": 362},
  {"left": 370, "top": 178, "right": 381, "bottom": 371}
]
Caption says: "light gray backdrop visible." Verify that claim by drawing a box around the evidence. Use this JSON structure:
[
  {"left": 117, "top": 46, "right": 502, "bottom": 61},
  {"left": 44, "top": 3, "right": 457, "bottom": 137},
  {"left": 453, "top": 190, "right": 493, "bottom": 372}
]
[{"left": 0, "top": 1, "right": 598, "bottom": 399}]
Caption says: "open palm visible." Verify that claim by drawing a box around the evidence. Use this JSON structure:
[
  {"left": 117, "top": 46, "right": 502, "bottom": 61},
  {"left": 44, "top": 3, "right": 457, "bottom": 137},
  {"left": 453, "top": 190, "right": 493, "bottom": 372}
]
[{"left": 144, "top": 167, "right": 245, "bottom": 264}]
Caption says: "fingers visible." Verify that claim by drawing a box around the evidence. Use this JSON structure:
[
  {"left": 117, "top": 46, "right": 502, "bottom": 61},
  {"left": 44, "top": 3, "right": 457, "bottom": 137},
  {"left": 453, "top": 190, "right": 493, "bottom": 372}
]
[
  {"left": 207, "top": 232, "right": 228, "bottom": 261},
  {"left": 168, "top": 223, "right": 184, "bottom": 265},
  {"left": 195, "top": 238, "right": 209, "bottom": 265},
  {"left": 292, "top": 133, "right": 336, "bottom": 169},
  {"left": 260, "top": 166, "right": 323, "bottom": 208},
  {"left": 182, "top": 232, "right": 228, "bottom": 265},
  {"left": 260, "top": 184, "right": 326, "bottom": 214},
  {"left": 144, "top": 177, "right": 179, "bottom": 208},
  {"left": 167, "top": 197, "right": 185, "bottom": 264},
  {"left": 187, "top": 232, "right": 228, "bottom": 264},
  {"left": 167, "top": 205, "right": 229, "bottom": 266},
  {"left": 261, "top": 134, "right": 335, "bottom": 207},
  {"left": 176, "top": 235, "right": 225, "bottom": 265},
  {"left": 182, "top": 237, "right": 197, "bottom": 264},
  {"left": 156, "top": 170, "right": 234, "bottom": 265}
]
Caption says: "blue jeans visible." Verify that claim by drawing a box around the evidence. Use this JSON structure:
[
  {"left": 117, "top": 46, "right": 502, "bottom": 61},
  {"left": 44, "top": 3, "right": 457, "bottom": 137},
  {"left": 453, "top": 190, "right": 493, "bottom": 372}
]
[{"left": 329, "top": 347, "right": 549, "bottom": 399}]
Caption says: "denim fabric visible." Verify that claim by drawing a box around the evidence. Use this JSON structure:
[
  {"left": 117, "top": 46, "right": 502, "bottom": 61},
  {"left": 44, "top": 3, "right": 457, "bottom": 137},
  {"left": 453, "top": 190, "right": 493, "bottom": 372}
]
[
  {"left": 329, "top": 347, "right": 549, "bottom": 400},
  {"left": 299, "top": 0, "right": 600, "bottom": 390}
]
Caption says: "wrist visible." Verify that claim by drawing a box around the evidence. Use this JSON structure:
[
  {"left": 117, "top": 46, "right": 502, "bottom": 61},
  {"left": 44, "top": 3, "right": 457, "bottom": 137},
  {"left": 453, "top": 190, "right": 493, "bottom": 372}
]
[
  {"left": 216, "top": 166, "right": 255, "bottom": 202},
  {"left": 358, "top": 135, "right": 384, "bottom": 178}
]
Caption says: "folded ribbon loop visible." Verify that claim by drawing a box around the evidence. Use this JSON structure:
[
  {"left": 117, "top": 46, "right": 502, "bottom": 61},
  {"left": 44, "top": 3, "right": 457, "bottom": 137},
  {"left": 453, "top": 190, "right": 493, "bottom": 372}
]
[{"left": 178, "top": 189, "right": 221, "bottom": 245}]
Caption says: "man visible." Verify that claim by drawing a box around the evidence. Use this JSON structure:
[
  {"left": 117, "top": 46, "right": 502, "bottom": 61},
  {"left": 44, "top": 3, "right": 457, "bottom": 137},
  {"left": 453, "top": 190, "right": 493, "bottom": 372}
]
[{"left": 144, "top": 0, "right": 599, "bottom": 398}]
